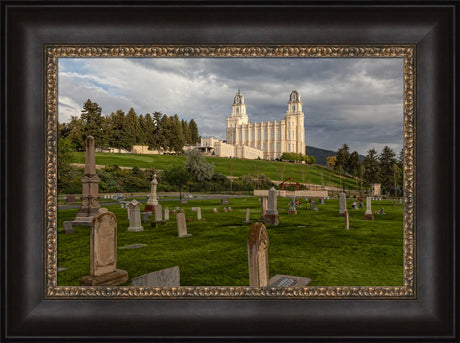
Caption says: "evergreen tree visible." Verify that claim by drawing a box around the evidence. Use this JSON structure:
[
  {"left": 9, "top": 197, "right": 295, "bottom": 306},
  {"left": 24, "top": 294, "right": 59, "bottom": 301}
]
[
  {"left": 170, "top": 114, "right": 185, "bottom": 152},
  {"left": 363, "top": 148, "right": 380, "bottom": 184},
  {"left": 124, "top": 107, "right": 140, "bottom": 149},
  {"left": 80, "top": 99, "right": 106, "bottom": 147},
  {"left": 108, "top": 110, "right": 131, "bottom": 150},
  {"left": 189, "top": 119, "right": 199, "bottom": 144},
  {"left": 349, "top": 151, "right": 361, "bottom": 177},
  {"left": 181, "top": 119, "right": 191, "bottom": 145},
  {"left": 144, "top": 113, "right": 155, "bottom": 148},
  {"left": 335, "top": 144, "right": 350, "bottom": 174},
  {"left": 379, "top": 146, "right": 397, "bottom": 192},
  {"left": 137, "top": 114, "right": 147, "bottom": 144}
]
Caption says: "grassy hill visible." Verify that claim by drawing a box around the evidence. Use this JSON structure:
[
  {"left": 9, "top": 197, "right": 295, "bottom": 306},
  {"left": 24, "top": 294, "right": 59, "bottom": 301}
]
[{"left": 71, "top": 152, "right": 365, "bottom": 190}]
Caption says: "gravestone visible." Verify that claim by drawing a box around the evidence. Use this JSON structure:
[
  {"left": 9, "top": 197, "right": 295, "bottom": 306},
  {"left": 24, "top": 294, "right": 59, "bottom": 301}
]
[
  {"left": 176, "top": 212, "right": 191, "bottom": 238},
  {"left": 221, "top": 198, "right": 229, "bottom": 205},
  {"left": 269, "top": 274, "right": 311, "bottom": 287},
  {"left": 179, "top": 209, "right": 184, "bottom": 213},
  {"left": 119, "top": 243, "right": 147, "bottom": 250},
  {"left": 228, "top": 207, "right": 232, "bottom": 212},
  {"left": 131, "top": 266, "right": 180, "bottom": 287},
  {"left": 191, "top": 207, "right": 202, "bottom": 220},
  {"left": 141, "top": 212, "right": 152, "bottom": 224},
  {"left": 144, "top": 174, "right": 159, "bottom": 212},
  {"left": 364, "top": 197, "right": 374, "bottom": 220},
  {"left": 245, "top": 208, "right": 251, "bottom": 223},
  {"left": 154, "top": 204, "right": 163, "bottom": 222},
  {"left": 378, "top": 207, "right": 385, "bottom": 215},
  {"left": 351, "top": 202, "right": 358, "bottom": 210},
  {"left": 171, "top": 209, "right": 177, "bottom": 215},
  {"left": 338, "top": 192, "right": 346, "bottom": 216},
  {"left": 319, "top": 197, "right": 325, "bottom": 205},
  {"left": 263, "top": 187, "right": 279, "bottom": 226},
  {"left": 180, "top": 198, "right": 188, "bottom": 204},
  {"left": 74, "top": 136, "right": 103, "bottom": 224},
  {"left": 62, "top": 221, "right": 75, "bottom": 234},
  {"left": 311, "top": 201, "right": 318, "bottom": 211},
  {"left": 288, "top": 197, "right": 297, "bottom": 215},
  {"left": 127, "top": 199, "right": 144, "bottom": 232},
  {"left": 79, "top": 212, "right": 129, "bottom": 286},
  {"left": 344, "top": 210, "right": 349, "bottom": 230},
  {"left": 247, "top": 222, "right": 269, "bottom": 287},
  {"left": 213, "top": 208, "right": 218, "bottom": 213},
  {"left": 164, "top": 208, "right": 170, "bottom": 221},
  {"left": 65, "top": 194, "right": 76, "bottom": 204},
  {"left": 223, "top": 207, "right": 228, "bottom": 212},
  {"left": 260, "top": 196, "right": 268, "bottom": 217}
]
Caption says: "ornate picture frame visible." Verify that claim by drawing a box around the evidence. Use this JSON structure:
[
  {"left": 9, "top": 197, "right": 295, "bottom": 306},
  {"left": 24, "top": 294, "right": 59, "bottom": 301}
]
[{"left": 3, "top": 2, "right": 456, "bottom": 341}]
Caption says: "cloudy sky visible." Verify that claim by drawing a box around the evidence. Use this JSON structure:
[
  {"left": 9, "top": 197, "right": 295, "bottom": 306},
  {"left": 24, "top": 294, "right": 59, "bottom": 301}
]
[{"left": 58, "top": 57, "right": 404, "bottom": 155}]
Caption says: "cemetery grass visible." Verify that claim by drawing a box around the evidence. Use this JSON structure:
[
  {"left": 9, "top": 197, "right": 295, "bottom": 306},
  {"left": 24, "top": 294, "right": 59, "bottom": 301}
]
[
  {"left": 57, "top": 197, "right": 404, "bottom": 287},
  {"left": 71, "top": 152, "right": 359, "bottom": 190}
]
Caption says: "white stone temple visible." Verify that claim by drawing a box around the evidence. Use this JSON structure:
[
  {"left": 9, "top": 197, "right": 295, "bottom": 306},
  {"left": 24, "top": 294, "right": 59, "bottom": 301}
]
[{"left": 196, "top": 89, "right": 306, "bottom": 160}]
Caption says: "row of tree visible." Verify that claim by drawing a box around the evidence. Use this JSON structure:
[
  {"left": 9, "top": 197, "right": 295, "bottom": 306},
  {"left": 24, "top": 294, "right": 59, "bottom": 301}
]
[
  {"left": 327, "top": 144, "right": 404, "bottom": 195},
  {"left": 279, "top": 152, "right": 316, "bottom": 164},
  {"left": 59, "top": 99, "right": 200, "bottom": 152}
]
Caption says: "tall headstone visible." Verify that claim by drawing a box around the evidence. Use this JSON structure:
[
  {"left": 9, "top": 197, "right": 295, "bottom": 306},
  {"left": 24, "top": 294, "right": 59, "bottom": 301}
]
[
  {"left": 263, "top": 187, "right": 279, "bottom": 226},
  {"left": 245, "top": 208, "right": 251, "bottom": 223},
  {"left": 164, "top": 207, "right": 170, "bottom": 221},
  {"left": 74, "top": 136, "right": 102, "bottom": 223},
  {"left": 154, "top": 203, "right": 163, "bottom": 222},
  {"left": 344, "top": 210, "right": 349, "bottom": 230},
  {"left": 79, "top": 212, "right": 129, "bottom": 286},
  {"left": 176, "top": 213, "right": 191, "bottom": 238},
  {"left": 248, "top": 222, "right": 269, "bottom": 287},
  {"left": 144, "top": 174, "right": 159, "bottom": 212},
  {"left": 127, "top": 199, "right": 144, "bottom": 231},
  {"left": 191, "top": 207, "right": 201, "bottom": 220},
  {"left": 364, "top": 197, "right": 374, "bottom": 220},
  {"left": 338, "top": 192, "right": 346, "bottom": 216},
  {"left": 288, "top": 196, "right": 297, "bottom": 215},
  {"left": 311, "top": 200, "right": 318, "bottom": 211},
  {"left": 260, "top": 196, "right": 268, "bottom": 217}
]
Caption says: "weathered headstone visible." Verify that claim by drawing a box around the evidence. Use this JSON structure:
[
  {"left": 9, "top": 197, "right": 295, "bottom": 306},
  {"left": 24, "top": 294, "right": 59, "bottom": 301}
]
[
  {"left": 364, "top": 197, "right": 374, "bottom": 220},
  {"left": 164, "top": 207, "right": 170, "bottom": 221},
  {"left": 221, "top": 198, "right": 229, "bottom": 205},
  {"left": 378, "top": 207, "right": 385, "bottom": 215},
  {"left": 62, "top": 221, "right": 75, "bottom": 234},
  {"left": 260, "top": 196, "right": 268, "bottom": 217},
  {"left": 171, "top": 209, "right": 177, "bottom": 215},
  {"left": 154, "top": 203, "right": 163, "bottom": 222},
  {"left": 176, "top": 212, "right": 191, "bottom": 238},
  {"left": 127, "top": 199, "right": 144, "bottom": 232},
  {"left": 269, "top": 274, "right": 311, "bottom": 287},
  {"left": 228, "top": 207, "right": 232, "bottom": 212},
  {"left": 263, "top": 187, "right": 279, "bottom": 226},
  {"left": 79, "top": 212, "right": 129, "bottom": 286},
  {"left": 144, "top": 174, "right": 159, "bottom": 212},
  {"left": 191, "top": 207, "right": 202, "bottom": 220},
  {"left": 338, "top": 192, "right": 346, "bottom": 216},
  {"left": 311, "top": 200, "right": 318, "bottom": 211},
  {"left": 245, "top": 208, "right": 251, "bottom": 223},
  {"left": 131, "top": 266, "right": 180, "bottom": 287},
  {"left": 344, "top": 210, "right": 349, "bottom": 230},
  {"left": 248, "top": 222, "right": 269, "bottom": 287},
  {"left": 74, "top": 136, "right": 103, "bottom": 223},
  {"left": 223, "top": 207, "right": 228, "bottom": 212},
  {"left": 141, "top": 212, "right": 152, "bottom": 224},
  {"left": 288, "top": 196, "right": 297, "bottom": 215},
  {"left": 213, "top": 208, "right": 218, "bottom": 213}
]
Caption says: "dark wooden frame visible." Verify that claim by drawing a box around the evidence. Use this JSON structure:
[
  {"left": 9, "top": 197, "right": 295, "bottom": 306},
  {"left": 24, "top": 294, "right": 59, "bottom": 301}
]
[{"left": 2, "top": 1, "right": 457, "bottom": 340}]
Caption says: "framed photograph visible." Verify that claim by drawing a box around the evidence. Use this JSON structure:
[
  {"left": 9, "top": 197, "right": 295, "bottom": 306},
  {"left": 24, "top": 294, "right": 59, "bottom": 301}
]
[{"left": 2, "top": 1, "right": 457, "bottom": 341}]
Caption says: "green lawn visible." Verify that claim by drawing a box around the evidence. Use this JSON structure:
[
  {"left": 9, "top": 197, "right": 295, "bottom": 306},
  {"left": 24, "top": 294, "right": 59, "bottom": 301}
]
[
  {"left": 71, "top": 152, "right": 361, "bottom": 190},
  {"left": 57, "top": 197, "right": 403, "bottom": 287}
]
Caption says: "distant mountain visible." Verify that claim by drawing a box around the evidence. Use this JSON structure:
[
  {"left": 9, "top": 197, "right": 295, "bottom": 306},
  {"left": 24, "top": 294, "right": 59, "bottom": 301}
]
[{"left": 306, "top": 145, "right": 364, "bottom": 166}]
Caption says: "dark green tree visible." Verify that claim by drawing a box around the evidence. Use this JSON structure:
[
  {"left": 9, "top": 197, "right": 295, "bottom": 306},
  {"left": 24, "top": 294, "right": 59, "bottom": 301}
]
[
  {"left": 379, "top": 146, "right": 397, "bottom": 193},
  {"left": 123, "top": 108, "right": 140, "bottom": 149},
  {"left": 363, "top": 148, "right": 380, "bottom": 184},
  {"left": 335, "top": 144, "right": 350, "bottom": 174},
  {"left": 80, "top": 99, "right": 106, "bottom": 147},
  {"left": 189, "top": 119, "right": 199, "bottom": 144},
  {"left": 349, "top": 151, "right": 361, "bottom": 177},
  {"left": 162, "top": 166, "right": 191, "bottom": 201}
]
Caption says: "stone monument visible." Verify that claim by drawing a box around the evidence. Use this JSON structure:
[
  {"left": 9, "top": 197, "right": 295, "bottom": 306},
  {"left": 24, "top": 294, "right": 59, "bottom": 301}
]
[
  {"left": 245, "top": 208, "right": 251, "bottom": 223},
  {"left": 288, "top": 196, "right": 297, "bottom": 215},
  {"left": 154, "top": 203, "right": 163, "bottom": 222},
  {"left": 191, "top": 207, "right": 201, "bottom": 220},
  {"left": 164, "top": 207, "right": 170, "bottom": 221},
  {"left": 176, "top": 212, "right": 191, "bottom": 238},
  {"left": 247, "top": 222, "right": 269, "bottom": 287},
  {"left": 144, "top": 174, "right": 159, "bottom": 212},
  {"left": 127, "top": 199, "right": 144, "bottom": 232},
  {"left": 364, "top": 197, "right": 374, "bottom": 220},
  {"left": 344, "top": 210, "right": 349, "bottom": 230},
  {"left": 74, "top": 136, "right": 103, "bottom": 224},
  {"left": 338, "top": 192, "right": 346, "bottom": 216},
  {"left": 263, "top": 187, "right": 279, "bottom": 226},
  {"left": 260, "top": 196, "right": 268, "bottom": 218},
  {"left": 311, "top": 200, "right": 318, "bottom": 211},
  {"left": 79, "top": 212, "right": 129, "bottom": 286}
]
